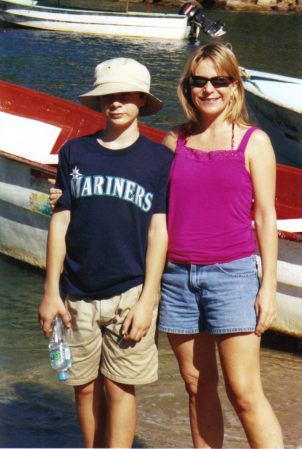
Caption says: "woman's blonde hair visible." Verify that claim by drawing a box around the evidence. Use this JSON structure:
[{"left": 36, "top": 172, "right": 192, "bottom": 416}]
[{"left": 178, "top": 41, "right": 249, "bottom": 127}]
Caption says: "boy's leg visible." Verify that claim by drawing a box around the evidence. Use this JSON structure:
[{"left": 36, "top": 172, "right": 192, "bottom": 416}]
[
  {"left": 75, "top": 375, "right": 107, "bottom": 448},
  {"left": 64, "top": 296, "right": 107, "bottom": 448},
  {"left": 104, "top": 378, "right": 136, "bottom": 448},
  {"left": 100, "top": 285, "right": 159, "bottom": 448}
]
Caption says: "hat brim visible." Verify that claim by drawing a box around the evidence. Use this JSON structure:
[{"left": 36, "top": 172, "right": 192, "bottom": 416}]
[{"left": 79, "top": 83, "right": 162, "bottom": 116}]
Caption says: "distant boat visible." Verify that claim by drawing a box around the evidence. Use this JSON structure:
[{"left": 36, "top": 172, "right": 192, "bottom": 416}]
[
  {"left": 0, "top": 81, "right": 301, "bottom": 337},
  {"left": 0, "top": 0, "right": 226, "bottom": 40},
  {"left": 241, "top": 68, "right": 302, "bottom": 169}
]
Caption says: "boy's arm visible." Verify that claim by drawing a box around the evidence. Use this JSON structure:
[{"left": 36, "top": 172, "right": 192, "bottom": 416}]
[
  {"left": 38, "top": 208, "right": 71, "bottom": 338},
  {"left": 122, "top": 213, "right": 168, "bottom": 342}
]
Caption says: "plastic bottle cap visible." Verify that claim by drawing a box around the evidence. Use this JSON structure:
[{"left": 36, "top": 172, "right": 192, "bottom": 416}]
[{"left": 58, "top": 371, "right": 68, "bottom": 381}]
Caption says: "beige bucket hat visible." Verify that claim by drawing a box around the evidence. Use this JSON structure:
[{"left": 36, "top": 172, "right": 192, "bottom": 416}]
[{"left": 79, "top": 57, "right": 162, "bottom": 116}]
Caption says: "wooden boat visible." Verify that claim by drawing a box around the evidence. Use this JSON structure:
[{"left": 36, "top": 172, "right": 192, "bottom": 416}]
[
  {"left": 268, "top": 221, "right": 302, "bottom": 338},
  {"left": 0, "top": 0, "right": 226, "bottom": 40},
  {"left": 0, "top": 80, "right": 301, "bottom": 337},
  {"left": 241, "top": 68, "right": 302, "bottom": 169}
]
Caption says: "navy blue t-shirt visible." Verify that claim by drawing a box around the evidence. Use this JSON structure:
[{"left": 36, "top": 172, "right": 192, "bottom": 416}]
[{"left": 55, "top": 132, "right": 174, "bottom": 298}]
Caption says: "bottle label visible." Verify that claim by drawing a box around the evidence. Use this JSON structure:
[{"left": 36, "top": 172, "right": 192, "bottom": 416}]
[
  {"left": 50, "top": 345, "right": 71, "bottom": 371},
  {"left": 51, "top": 351, "right": 61, "bottom": 362}
]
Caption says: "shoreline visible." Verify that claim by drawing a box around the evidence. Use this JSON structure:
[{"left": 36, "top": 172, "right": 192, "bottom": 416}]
[
  {"left": 47, "top": 0, "right": 302, "bottom": 14},
  {"left": 124, "top": 0, "right": 302, "bottom": 14}
]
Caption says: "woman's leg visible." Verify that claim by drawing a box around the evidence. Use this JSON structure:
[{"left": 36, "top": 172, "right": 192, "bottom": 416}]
[
  {"left": 168, "top": 332, "right": 224, "bottom": 448},
  {"left": 217, "top": 332, "right": 283, "bottom": 448},
  {"left": 74, "top": 375, "right": 107, "bottom": 448}
]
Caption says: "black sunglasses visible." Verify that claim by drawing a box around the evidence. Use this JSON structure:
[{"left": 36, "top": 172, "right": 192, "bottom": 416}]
[{"left": 189, "top": 76, "right": 234, "bottom": 88}]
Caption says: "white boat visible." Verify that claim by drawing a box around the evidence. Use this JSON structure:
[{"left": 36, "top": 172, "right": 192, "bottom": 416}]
[
  {"left": 241, "top": 68, "right": 302, "bottom": 169},
  {"left": 0, "top": 81, "right": 301, "bottom": 337},
  {"left": 0, "top": 81, "right": 103, "bottom": 267},
  {"left": 256, "top": 221, "right": 302, "bottom": 338},
  {"left": 0, "top": 0, "right": 226, "bottom": 40}
]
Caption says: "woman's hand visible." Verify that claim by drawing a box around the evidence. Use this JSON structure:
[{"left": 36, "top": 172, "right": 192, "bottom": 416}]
[
  {"left": 254, "top": 285, "right": 278, "bottom": 337},
  {"left": 48, "top": 178, "right": 63, "bottom": 210}
]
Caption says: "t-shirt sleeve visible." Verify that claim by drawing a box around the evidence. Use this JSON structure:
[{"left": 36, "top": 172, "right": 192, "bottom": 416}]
[
  {"left": 54, "top": 144, "right": 72, "bottom": 210},
  {"left": 152, "top": 150, "right": 173, "bottom": 214}
]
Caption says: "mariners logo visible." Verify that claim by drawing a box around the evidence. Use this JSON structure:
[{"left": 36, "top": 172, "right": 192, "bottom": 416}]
[{"left": 69, "top": 166, "right": 153, "bottom": 212}]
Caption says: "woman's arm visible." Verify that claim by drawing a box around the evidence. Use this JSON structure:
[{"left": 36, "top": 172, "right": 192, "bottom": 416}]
[
  {"left": 48, "top": 178, "right": 63, "bottom": 210},
  {"left": 247, "top": 130, "right": 278, "bottom": 337}
]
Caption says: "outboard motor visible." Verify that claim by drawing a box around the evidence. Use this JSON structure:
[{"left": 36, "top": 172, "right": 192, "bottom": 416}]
[{"left": 179, "top": 2, "right": 226, "bottom": 41}]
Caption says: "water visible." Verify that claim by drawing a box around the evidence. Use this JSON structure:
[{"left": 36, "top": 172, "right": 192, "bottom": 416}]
[
  {"left": 1, "top": 11, "right": 302, "bottom": 132},
  {"left": 0, "top": 255, "right": 81, "bottom": 448},
  {"left": 0, "top": 8, "right": 302, "bottom": 448}
]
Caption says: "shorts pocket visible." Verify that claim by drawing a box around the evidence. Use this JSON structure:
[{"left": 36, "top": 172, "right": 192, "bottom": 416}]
[
  {"left": 164, "top": 261, "right": 176, "bottom": 272},
  {"left": 163, "top": 261, "right": 188, "bottom": 274},
  {"left": 215, "top": 256, "right": 258, "bottom": 277}
]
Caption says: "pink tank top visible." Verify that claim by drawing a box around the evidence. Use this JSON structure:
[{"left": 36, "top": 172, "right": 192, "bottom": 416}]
[{"left": 167, "top": 126, "right": 258, "bottom": 265}]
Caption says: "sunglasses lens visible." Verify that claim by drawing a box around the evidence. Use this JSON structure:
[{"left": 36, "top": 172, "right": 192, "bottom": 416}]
[
  {"left": 189, "top": 76, "right": 233, "bottom": 88},
  {"left": 211, "top": 77, "right": 232, "bottom": 87},
  {"left": 189, "top": 77, "right": 207, "bottom": 87}
]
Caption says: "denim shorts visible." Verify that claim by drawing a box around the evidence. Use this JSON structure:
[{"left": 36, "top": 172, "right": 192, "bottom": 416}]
[{"left": 158, "top": 255, "right": 259, "bottom": 335}]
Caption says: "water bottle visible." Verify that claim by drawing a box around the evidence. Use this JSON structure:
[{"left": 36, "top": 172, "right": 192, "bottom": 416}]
[{"left": 48, "top": 315, "right": 72, "bottom": 381}]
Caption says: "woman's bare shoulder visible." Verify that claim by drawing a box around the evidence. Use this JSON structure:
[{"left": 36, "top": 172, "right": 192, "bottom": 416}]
[
  {"left": 246, "top": 127, "right": 274, "bottom": 154},
  {"left": 162, "top": 124, "right": 183, "bottom": 153},
  {"left": 244, "top": 126, "right": 276, "bottom": 173}
]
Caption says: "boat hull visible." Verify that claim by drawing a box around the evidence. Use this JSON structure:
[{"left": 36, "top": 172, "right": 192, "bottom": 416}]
[
  {"left": 0, "top": 156, "right": 52, "bottom": 268},
  {"left": 0, "top": 0, "right": 190, "bottom": 39},
  {"left": 256, "top": 232, "right": 302, "bottom": 338},
  {"left": 245, "top": 91, "right": 302, "bottom": 169},
  {"left": 242, "top": 69, "right": 302, "bottom": 169}
]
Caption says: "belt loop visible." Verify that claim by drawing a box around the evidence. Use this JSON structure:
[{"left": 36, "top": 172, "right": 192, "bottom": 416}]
[{"left": 189, "top": 264, "right": 197, "bottom": 290}]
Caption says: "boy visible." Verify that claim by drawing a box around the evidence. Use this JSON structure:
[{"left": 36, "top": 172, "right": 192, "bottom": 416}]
[{"left": 38, "top": 58, "right": 173, "bottom": 448}]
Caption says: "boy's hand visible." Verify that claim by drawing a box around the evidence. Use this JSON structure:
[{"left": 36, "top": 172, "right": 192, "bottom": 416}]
[
  {"left": 38, "top": 293, "right": 71, "bottom": 338},
  {"left": 48, "top": 178, "right": 63, "bottom": 211},
  {"left": 121, "top": 300, "right": 153, "bottom": 342}
]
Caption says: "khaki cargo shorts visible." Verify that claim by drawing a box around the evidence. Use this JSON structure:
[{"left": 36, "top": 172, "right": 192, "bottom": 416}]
[{"left": 64, "top": 284, "right": 159, "bottom": 386}]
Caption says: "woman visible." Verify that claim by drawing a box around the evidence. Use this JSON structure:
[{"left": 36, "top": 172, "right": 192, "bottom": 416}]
[{"left": 158, "top": 41, "right": 283, "bottom": 448}]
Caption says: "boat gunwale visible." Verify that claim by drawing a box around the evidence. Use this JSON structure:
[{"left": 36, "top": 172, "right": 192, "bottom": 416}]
[
  {"left": 0, "top": 149, "right": 57, "bottom": 175},
  {"left": 244, "top": 86, "right": 302, "bottom": 115},
  {"left": 278, "top": 229, "right": 302, "bottom": 243},
  {"left": 243, "top": 68, "right": 302, "bottom": 84},
  {"left": 0, "top": 0, "right": 187, "bottom": 19},
  {"left": 242, "top": 68, "right": 302, "bottom": 114}
]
